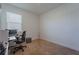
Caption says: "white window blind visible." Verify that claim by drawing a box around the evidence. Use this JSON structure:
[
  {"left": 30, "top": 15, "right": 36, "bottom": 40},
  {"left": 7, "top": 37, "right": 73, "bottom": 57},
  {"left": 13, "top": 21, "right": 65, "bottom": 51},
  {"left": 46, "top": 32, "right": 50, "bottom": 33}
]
[{"left": 6, "top": 12, "right": 22, "bottom": 31}]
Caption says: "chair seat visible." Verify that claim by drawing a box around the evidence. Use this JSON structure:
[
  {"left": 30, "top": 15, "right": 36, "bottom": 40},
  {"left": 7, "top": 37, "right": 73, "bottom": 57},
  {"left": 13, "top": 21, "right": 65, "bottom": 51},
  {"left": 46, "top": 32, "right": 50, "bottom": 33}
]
[{"left": 16, "top": 41, "right": 23, "bottom": 44}]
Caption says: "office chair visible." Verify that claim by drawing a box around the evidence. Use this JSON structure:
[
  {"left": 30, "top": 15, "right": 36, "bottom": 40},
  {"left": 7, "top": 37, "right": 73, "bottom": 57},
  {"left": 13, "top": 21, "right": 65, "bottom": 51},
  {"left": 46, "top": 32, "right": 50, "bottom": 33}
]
[{"left": 13, "top": 31, "right": 27, "bottom": 54}]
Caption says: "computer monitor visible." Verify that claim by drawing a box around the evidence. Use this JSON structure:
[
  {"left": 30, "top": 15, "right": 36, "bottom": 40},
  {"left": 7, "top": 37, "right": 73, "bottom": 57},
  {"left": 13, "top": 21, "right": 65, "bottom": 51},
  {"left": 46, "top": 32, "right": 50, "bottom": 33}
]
[{"left": 9, "top": 30, "right": 17, "bottom": 37}]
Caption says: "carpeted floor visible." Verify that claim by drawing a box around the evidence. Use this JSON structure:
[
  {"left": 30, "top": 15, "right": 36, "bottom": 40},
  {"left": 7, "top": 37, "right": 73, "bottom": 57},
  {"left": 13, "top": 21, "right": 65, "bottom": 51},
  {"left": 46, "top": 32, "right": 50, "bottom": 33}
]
[{"left": 15, "top": 39, "right": 79, "bottom": 55}]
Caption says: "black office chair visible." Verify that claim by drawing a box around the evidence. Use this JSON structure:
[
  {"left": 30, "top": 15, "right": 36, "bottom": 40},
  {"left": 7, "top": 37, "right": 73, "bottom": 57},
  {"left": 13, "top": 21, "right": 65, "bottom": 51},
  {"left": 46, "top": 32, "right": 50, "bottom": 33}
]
[{"left": 13, "top": 31, "right": 27, "bottom": 54}]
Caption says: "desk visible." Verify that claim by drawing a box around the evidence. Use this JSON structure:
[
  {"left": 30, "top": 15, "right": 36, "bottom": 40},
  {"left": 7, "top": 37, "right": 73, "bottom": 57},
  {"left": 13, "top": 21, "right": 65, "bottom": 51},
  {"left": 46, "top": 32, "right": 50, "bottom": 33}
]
[
  {"left": 8, "top": 36, "right": 16, "bottom": 41},
  {"left": 8, "top": 36, "right": 16, "bottom": 48}
]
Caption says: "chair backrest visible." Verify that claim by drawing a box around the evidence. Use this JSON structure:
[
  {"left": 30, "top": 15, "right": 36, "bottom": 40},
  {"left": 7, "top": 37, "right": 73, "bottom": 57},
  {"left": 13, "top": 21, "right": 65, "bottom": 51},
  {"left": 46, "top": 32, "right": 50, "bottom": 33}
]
[
  {"left": 21, "top": 31, "right": 26, "bottom": 42},
  {"left": 15, "top": 31, "right": 26, "bottom": 43}
]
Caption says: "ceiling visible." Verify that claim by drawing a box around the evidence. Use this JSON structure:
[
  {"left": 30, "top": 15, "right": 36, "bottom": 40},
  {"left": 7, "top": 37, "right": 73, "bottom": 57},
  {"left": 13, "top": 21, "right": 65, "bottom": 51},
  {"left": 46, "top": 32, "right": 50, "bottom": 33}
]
[{"left": 10, "top": 3, "right": 63, "bottom": 15}]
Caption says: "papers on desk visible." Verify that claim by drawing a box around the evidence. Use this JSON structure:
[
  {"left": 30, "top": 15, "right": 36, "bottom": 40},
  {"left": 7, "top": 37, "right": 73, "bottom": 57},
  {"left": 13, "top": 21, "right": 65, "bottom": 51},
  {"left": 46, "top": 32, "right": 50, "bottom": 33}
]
[{"left": 8, "top": 36, "right": 16, "bottom": 40}]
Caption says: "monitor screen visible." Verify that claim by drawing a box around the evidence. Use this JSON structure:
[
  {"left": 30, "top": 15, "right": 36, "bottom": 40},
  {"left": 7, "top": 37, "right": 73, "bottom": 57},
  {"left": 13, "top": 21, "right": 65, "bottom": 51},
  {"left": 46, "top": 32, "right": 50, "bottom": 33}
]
[{"left": 9, "top": 30, "right": 17, "bottom": 37}]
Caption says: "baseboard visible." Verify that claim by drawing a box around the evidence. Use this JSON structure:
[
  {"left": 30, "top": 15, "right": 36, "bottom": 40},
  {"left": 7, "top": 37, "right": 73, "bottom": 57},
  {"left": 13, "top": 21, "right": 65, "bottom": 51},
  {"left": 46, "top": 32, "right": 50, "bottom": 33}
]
[
  {"left": 32, "top": 38, "right": 40, "bottom": 40},
  {"left": 39, "top": 38, "right": 79, "bottom": 52}
]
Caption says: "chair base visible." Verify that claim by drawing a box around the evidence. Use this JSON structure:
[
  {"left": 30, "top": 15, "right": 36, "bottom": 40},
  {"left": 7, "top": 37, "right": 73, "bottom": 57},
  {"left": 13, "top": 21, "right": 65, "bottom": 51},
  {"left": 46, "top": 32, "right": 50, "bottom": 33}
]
[{"left": 13, "top": 45, "right": 27, "bottom": 54}]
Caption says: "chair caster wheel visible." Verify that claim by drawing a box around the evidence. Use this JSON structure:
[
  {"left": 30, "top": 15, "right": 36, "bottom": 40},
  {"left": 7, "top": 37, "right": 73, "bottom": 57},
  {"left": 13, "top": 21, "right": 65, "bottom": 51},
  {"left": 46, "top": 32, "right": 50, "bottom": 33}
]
[
  {"left": 13, "top": 51, "right": 15, "bottom": 54},
  {"left": 25, "top": 46, "right": 27, "bottom": 48},
  {"left": 22, "top": 49, "right": 24, "bottom": 52}
]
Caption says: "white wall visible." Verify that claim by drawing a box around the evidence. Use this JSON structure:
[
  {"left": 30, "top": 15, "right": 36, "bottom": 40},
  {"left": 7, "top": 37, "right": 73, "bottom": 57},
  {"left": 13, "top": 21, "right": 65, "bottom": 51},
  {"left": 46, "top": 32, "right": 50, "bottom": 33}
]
[
  {"left": 40, "top": 4, "right": 79, "bottom": 51},
  {"left": 0, "top": 30, "right": 8, "bottom": 54},
  {"left": 0, "top": 30, "right": 8, "bottom": 43},
  {"left": 1, "top": 4, "right": 39, "bottom": 40}
]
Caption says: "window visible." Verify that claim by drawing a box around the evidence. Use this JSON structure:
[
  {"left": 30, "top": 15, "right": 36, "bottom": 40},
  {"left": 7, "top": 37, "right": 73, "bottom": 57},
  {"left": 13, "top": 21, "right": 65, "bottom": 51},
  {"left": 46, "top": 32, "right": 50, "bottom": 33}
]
[{"left": 6, "top": 12, "right": 22, "bottom": 31}]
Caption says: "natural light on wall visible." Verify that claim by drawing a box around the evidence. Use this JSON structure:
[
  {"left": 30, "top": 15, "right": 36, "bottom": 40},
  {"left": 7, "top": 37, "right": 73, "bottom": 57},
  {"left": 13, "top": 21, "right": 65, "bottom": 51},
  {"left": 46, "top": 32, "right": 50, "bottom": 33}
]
[{"left": 6, "top": 12, "right": 22, "bottom": 31}]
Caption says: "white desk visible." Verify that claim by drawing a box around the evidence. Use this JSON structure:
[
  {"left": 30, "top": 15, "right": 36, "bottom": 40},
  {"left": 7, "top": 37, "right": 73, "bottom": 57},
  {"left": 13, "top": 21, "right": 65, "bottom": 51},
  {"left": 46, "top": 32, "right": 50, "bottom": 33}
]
[
  {"left": 8, "top": 36, "right": 16, "bottom": 48},
  {"left": 8, "top": 36, "right": 16, "bottom": 41}
]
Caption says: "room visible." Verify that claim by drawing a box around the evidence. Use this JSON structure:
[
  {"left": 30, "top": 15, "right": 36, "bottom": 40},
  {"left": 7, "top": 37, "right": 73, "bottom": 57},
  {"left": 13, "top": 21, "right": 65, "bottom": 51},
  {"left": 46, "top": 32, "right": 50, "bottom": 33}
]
[{"left": 0, "top": 3, "right": 79, "bottom": 55}]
